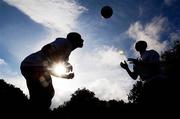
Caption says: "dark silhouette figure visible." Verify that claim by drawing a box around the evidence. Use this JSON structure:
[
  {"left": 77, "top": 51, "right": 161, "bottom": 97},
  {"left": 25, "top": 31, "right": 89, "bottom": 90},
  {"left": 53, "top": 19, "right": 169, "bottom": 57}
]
[
  {"left": 127, "top": 41, "right": 180, "bottom": 112},
  {"left": 20, "top": 32, "right": 84, "bottom": 112},
  {"left": 120, "top": 41, "right": 163, "bottom": 103},
  {"left": 120, "top": 41, "right": 161, "bottom": 82}
]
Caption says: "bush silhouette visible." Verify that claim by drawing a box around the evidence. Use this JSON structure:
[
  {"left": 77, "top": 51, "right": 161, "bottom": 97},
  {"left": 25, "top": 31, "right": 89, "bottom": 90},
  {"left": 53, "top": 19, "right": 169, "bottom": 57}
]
[
  {"left": 0, "top": 79, "right": 29, "bottom": 117},
  {"left": 52, "top": 88, "right": 127, "bottom": 118}
]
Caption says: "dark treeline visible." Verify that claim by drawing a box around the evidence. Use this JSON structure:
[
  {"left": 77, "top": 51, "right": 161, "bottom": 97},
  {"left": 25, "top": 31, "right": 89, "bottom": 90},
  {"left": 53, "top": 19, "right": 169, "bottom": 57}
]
[{"left": 0, "top": 41, "right": 179, "bottom": 118}]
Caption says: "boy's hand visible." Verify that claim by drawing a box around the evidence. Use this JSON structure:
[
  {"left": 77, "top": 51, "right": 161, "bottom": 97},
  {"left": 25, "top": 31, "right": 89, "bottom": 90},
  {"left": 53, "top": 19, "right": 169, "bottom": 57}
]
[
  {"left": 65, "top": 62, "right": 73, "bottom": 72},
  {"left": 120, "top": 61, "right": 128, "bottom": 69},
  {"left": 66, "top": 72, "right": 74, "bottom": 79},
  {"left": 66, "top": 65, "right": 73, "bottom": 72}
]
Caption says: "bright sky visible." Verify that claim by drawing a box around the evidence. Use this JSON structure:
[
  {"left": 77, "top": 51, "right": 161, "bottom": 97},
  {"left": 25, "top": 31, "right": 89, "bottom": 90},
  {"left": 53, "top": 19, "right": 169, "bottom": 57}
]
[{"left": 0, "top": 0, "right": 180, "bottom": 109}]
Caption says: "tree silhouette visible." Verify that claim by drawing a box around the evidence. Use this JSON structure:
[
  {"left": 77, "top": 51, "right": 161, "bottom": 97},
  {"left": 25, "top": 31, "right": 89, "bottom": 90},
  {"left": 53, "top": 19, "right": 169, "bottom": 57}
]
[
  {"left": 0, "top": 79, "right": 29, "bottom": 117},
  {"left": 52, "top": 88, "right": 100, "bottom": 118},
  {"left": 161, "top": 41, "right": 180, "bottom": 104},
  {"left": 0, "top": 79, "right": 52, "bottom": 118},
  {"left": 52, "top": 88, "right": 127, "bottom": 118},
  {"left": 128, "top": 81, "right": 144, "bottom": 103}
]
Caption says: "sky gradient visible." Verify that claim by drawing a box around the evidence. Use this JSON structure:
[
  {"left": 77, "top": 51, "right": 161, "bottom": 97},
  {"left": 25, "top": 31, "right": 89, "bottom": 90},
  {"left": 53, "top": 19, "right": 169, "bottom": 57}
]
[{"left": 0, "top": 0, "right": 180, "bottom": 108}]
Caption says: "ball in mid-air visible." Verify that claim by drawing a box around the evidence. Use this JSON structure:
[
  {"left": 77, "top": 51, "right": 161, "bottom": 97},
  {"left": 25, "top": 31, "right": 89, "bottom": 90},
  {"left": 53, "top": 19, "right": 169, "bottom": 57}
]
[{"left": 101, "top": 6, "right": 113, "bottom": 19}]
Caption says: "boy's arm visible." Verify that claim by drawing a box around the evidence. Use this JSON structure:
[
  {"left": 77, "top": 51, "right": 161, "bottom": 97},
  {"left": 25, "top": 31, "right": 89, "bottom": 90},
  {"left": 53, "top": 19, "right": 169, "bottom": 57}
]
[{"left": 120, "top": 61, "right": 138, "bottom": 80}]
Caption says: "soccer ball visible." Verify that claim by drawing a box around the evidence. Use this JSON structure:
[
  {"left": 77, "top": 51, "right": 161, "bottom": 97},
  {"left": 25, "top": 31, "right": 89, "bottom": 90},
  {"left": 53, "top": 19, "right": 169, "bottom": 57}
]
[{"left": 101, "top": 6, "right": 113, "bottom": 19}]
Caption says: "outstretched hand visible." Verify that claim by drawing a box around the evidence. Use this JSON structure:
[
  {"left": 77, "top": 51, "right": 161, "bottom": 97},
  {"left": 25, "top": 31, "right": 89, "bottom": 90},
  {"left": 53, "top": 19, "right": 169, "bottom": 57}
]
[
  {"left": 120, "top": 61, "right": 128, "bottom": 69},
  {"left": 66, "top": 65, "right": 73, "bottom": 72},
  {"left": 66, "top": 72, "right": 74, "bottom": 79},
  {"left": 65, "top": 62, "right": 73, "bottom": 72}
]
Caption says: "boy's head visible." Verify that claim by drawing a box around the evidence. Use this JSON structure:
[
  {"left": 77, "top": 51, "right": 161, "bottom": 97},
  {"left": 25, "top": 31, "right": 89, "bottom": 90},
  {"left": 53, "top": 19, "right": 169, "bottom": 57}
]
[
  {"left": 67, "top": 32, "right": 84, "bottom": 48},
  {"left": 135, "top": 41, "right": 147, "bottom": 52}
]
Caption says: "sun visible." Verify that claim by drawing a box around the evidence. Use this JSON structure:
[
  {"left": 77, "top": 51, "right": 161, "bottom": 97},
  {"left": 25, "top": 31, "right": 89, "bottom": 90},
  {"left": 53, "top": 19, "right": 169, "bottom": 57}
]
[{"left": 52, "top": 63, "right": 67, "bottom": 77}]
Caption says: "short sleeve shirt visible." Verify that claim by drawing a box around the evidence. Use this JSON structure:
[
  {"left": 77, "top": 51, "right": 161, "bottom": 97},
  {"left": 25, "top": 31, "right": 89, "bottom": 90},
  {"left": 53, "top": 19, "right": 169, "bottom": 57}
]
[
  {"left": 21, "top": 38, "right": 73, "bottom": 68},
  {"left": 134, "top": 50, "right": 160, "bottom": 80}
]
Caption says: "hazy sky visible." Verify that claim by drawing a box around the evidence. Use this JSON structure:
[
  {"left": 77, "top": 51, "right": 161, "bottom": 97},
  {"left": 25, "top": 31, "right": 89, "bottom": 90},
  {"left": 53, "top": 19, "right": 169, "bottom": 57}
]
[{"left": 0, "top": 0, "right": 180, "bottom": 108}]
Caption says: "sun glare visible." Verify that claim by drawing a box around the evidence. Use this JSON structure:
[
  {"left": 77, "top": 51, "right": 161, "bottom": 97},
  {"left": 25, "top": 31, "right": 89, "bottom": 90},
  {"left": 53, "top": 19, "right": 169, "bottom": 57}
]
[{"left": 53, "top": 63, "right": 67, "bottom": 76}]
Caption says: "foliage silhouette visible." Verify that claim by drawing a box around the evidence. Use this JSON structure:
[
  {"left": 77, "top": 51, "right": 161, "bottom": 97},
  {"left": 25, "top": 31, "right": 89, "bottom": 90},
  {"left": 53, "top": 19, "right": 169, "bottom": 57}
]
[
  {"left": 0, "top": 79, "right": 28, "bottom": 117},
  {"left": 51, "top": 88, "right": 128, "bottom": 118},
  {"left": 161, "top": 41, "right": 180, "bottom": 104}
]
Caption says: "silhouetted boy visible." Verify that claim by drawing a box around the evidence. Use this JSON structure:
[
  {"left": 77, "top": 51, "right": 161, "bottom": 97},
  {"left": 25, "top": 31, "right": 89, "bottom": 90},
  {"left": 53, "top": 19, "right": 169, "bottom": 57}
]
[
  {"left": 20, "top": 32, "right": 84, "bottom": 112},
  {"left": 120, "top": 41, "right": 160, "bottom": 82},
  {"left": 120, "top": 41, "right": 163, "bottom": 103}
]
